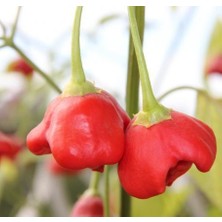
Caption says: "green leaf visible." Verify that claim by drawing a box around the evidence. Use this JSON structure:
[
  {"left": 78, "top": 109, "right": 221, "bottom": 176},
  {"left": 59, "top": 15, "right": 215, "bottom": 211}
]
[
  {"left": 190, "top": 92, "right": 222, "bottom": 211},
  {"left": 131, "top": 187, "right": 190, "bottom": 216},
  {"left": 205, "top": 20, "right": 222, "bottom": 59}
]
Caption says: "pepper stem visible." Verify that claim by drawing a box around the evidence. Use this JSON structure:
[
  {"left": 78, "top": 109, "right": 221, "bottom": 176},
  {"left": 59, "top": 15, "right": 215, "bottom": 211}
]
[
  {"left": 71, "top": 6, "right": 86, "bottom": 84},
  {"left": 128, "top": 7, "right": 171, "bottom": 127},
  {"left": 128, "top": 7, "right": 158, "bottom": 112},
  {"left": 63, "top": 6, "right": 97, "bottom": 96},
  {"left": 89, "top": 171, "right": 100, "bottom": 194},
  {"left": 82, "top": 171, "right": 101, "bottom": 199}
]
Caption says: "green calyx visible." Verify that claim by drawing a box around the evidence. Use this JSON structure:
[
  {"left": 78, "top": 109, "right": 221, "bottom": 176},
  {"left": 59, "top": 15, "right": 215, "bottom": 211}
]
[
  {"left": 133, "top": 104, "right": 172, "bottom": 127},
  {"left": 62, "top": 79, "right": 98, "bottom": 97}
]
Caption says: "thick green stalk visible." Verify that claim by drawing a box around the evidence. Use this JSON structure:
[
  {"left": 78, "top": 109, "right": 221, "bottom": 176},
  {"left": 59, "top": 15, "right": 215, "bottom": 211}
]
[
  {"left": 104, "top": 166, "right": 110, "bottom": 217},
  {"left": 125, "top": 7, "right": 145, "bottom": 117},
  {"left": 120, "top": 7, "right": 145, "bottom": 217},
  {"left": 128, "top": 7, "right": 158, "bottom": 112},
  {"left": 71, "top": 6, "right": 86, "bottom": 84}
]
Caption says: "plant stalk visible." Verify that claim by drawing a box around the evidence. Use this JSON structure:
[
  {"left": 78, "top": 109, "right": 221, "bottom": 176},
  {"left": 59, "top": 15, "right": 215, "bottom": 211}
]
[
  {"left": 120, "top": 6, "right": 145, "bottom": 217},
  {"left": 104, "top": 166, "right": 110, "bottom": 217}
]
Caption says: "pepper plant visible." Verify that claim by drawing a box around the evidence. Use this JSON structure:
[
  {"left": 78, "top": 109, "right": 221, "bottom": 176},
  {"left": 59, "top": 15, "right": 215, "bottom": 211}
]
[{"left": 0, "top": 6, "right": 221, "bottom": 217}]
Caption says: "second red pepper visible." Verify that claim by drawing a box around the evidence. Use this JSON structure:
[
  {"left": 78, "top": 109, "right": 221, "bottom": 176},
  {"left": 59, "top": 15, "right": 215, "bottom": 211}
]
[{"left": 118, "top": 110, "right": 216, "bottom": 199}]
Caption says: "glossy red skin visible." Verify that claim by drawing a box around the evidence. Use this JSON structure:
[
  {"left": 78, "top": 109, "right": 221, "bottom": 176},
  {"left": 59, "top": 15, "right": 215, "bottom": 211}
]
[
  {"left": 0, "top": 132, "right": 22, "bottom": 160},
  {"left": 118, "top": 111, "right": 216, "bottom": 199},
  {"left": 7, "top": 58, "right": 34, "bottom": 77},
  {"left": 27, "top": 91, "right": 129, "bottom": 171},
  {"left": 205, "top": 54, "right": 222, "bottom": 76},
  {"left": 70, "top": 195, "right": 103, "bottom": 217},
  {"left": 101, "top": 90, "right": 130, "bottom": 129}
]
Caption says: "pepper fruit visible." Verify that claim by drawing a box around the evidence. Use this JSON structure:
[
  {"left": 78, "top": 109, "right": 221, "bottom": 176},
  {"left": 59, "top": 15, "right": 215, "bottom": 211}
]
[
  {"left": 205, "top": 54, "right": 222, "bottom": 76},
  {"left": 26, "top": 6, "right": 130, "bottom": 172},
  {"left": 70, "top": 191, "right": 104, "bottom": 217},
  {"left": 27, "top": 90, "right": 129, "bottom": 172},
  {"left": 0, "top": 132, "right": 23, "bottom": 160},
  {"left": 118, "top": 110, "right": 216, "bottom": 199},
  {"left": 7, "top": 58, "right": 34, "bottom": 78}
]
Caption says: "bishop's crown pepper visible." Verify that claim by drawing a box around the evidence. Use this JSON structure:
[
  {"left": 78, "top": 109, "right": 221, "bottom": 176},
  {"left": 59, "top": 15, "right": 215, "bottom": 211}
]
[
  {"left": 117, "top": 7, "right": 217, "bottom": 199},
  {"left": 26, "top": 7, "right": 130, "bottom": 172},
  {"left": 118, "top": 110, "right": 216, "bottom": 199},
  {"left": 27, "top": 90, "right": 129, "bottom": 172}
]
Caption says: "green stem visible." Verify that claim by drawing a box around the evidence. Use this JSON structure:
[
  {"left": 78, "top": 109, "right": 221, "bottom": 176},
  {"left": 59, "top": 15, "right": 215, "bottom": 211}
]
[
  {"left": 158, "top": 85, "right": 205, "bottom": 102},
  {"left": 89, "top": 171, "right": 100, "bottom": 193},
  {"left": 104, "top": 165, "right": 110, "bottom": 217},
  {"left": 128, "top": 7, "right": 158, "bottom": 112},
  {"left": 11, "top": 42, "right": 62, "bottom": 94},
  {"left": 71, "top": 6, "right": 86, "bottom": 84},
  {"left": 120, "top": 6, "right": 145, "bottom": 217},
  {"left": 10, "top": 7, "right": 22, "bottom": 40},
  {"left": 0, "top": 20, "right": 6, "bottom": 36},
  {"left": 126, "top": 7, "right": 145, "bottom": 117}
]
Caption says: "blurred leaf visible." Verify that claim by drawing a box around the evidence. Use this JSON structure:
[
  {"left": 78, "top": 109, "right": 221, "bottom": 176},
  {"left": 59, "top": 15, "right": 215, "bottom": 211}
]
[
  {"left": 190, "top": 92, "right": 222, "bottom": 212},
  {"left": 206, "top": 20, "right": 222, "bottom": 58},
  {"left": 0, "top": 158, "right": 18, "bottom": 183},
  {"left": 131, "top": 187, "right": 190, "bottom": 217},
  {"left": 208, "top": 205, "right": 222, "bottom": 216}
]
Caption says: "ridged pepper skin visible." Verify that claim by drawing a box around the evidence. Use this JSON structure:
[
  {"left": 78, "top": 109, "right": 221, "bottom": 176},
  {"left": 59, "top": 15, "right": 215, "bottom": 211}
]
[
  {"left": 118, "top": 111, "right": 216, "bottom": 199},
  {"left": 27, "top": 91, "right": 130, "bottom": 171},
  {"left": 70, "top": 194, "right": 103, "bottom": 217},
  {"left": 0, "top": 132, "right": 22, "bottom": 160}
]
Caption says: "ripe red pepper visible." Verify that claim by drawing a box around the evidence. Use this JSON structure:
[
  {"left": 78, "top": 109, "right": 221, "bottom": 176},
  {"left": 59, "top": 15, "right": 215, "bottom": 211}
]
[
  {"left": 118, "top": 110, "right": 216, "bottom": 199},
  {"left": 27, "top": 91, "right": 130, "bottom": 172},
  {"left": 205, "top": 54, "right": 222, "bottom": 76},
  {"left": 70, "top": 193, "right": 103, "bottom": 217},
  {"left": 0, "top": 132, "right": 23, "bottom": 160},
  {"left": 7, "top": 58, "right": 34, "bottom": 77}
]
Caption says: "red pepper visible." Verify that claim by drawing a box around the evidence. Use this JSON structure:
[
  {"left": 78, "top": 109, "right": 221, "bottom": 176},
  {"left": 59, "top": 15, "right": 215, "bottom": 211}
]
[
  {"left": 0, "top": 132, "right": 23, "bottom": 160},
  {"left": 70, "top": 193, "right": 103, "bottom": 217},
  {"left": 118, "top": 110, "right": 216, "bottom": 199},
  {"left": 7, "top": 58, "right": 34, "bottom": 77},
  {"left": 205, "top": 54, "right": 222, "bottom": 76},
  {"left": 27, "top": 91, "right": 130, "bottom": 172}
]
